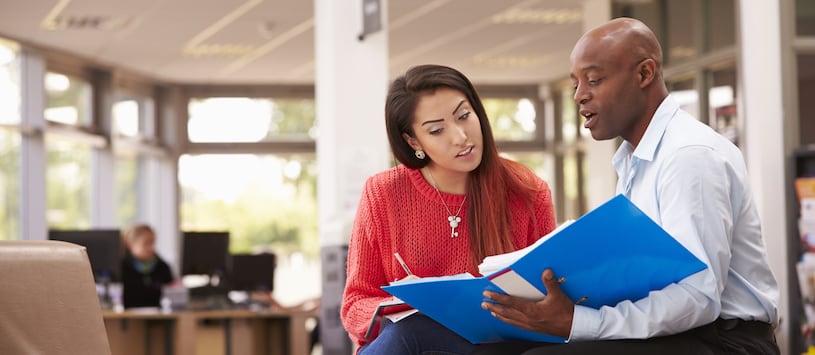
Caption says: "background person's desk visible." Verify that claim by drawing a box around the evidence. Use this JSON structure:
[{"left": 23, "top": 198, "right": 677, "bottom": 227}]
[{"left": 103, "top": 308, "right": 313, "bottom": 355}]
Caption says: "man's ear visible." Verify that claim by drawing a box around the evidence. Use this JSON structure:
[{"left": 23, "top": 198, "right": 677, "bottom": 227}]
[
  {"left": 402, "top": 132, "right": 421, "bottom": 151},
  {"left": 638, "top": 58, "right": 657, "bottom": 88}
]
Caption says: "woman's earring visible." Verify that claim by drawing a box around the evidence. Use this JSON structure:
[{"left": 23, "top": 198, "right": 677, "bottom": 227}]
[{"left": 414, "top": 150, "right": 426, "bottom": 160}]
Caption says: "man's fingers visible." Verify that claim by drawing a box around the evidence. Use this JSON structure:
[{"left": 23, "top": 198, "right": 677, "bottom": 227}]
[
  {"left": 483, "top": 290, "right": 519, "bottom": 305},
  {"left": 541, "top": 269, "right": 562, "bottom": 295}
]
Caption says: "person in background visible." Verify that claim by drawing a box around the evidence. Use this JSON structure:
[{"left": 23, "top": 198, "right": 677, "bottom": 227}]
[
  {"left": 341, "top": 64, "right": 558, "bottom": 355},
  {"left": 121, "top": 223, "right": 174, "bottom": 309},
  {"left": 475, "top": 17, "right": 779, "bottom": 355}
]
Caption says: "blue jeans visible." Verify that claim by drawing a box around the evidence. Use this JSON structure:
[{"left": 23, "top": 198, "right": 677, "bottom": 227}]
[{"left": 358, "top": 313, "right": 478, "bottom": 355}]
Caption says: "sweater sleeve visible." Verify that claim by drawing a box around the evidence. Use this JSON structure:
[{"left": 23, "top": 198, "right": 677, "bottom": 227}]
[
  {"left": 530, "top": 178, "right": 557, "bottom": 245},
  {"left": 341, "top": 178, "right": 396, "bottom": 346}
]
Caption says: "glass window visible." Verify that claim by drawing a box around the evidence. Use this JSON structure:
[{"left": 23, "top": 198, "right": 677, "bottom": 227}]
[
  {"left": 560, "top": 86, "right": 579, "bottom": 144},
  {"left": 0, "top": 129, "right": 20, "bottom": 240},
  {"left": 612, "top": 1, "right": 663, "bottom": 44},
  {"left": 188, "top": 98, "right": 316, "bottom": 143},
  {"left": 46, "top": 137, "right": 92, "bottom": 228},
  {"left": 665, "top": 0, "right": 701, "bottom": 65},
  {"left": 113, "top": 95, "right": 157, "bottom": 139},
  {"left": 179, "top": 153, "right": 319, "bottom": 304},
  {"left": 500, "top": 151, "right": 555, "bottom": 187},
  {"left": 113, "top": 99, "right": 139, "bottom": 137},
  {"left": 562, "top": 152, "right": 582, "bottom": 220},
  {"left": 707, "top": 0, "right": 735, "bottom": 51},
  {"left": 709, "top": 67, "right": 738, "bottom": 146},
  {"left": 115, "top": 154, "right": 139, "bottom": 226},
  {"left": 0, "top": 38, "right": 20, "bottom": 125},
  {"left": 797, "top": 0, "right": 815, "bottom": 37},
  {"left": 798, "top": 55, "right": 815, "bottom": 145},
  {"left": 44, "top": 72, "right": 93, "bottom": 126},
  {"left": 668, "top": 76, "right": 700, "bottom": 120},
  {"left": 483, "top": 98, "right": 537, "bottom": 141}
]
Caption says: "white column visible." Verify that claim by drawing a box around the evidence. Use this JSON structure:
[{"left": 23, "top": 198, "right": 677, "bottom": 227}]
[
  {"left": 738, "top": 1, "right": 788, "bottom": 354},
  {"left": 19, "top": 48, "right": 47, "bottom": 240},
  {"left": 315, "top": 0, "right": 390, "bottom": 247},
  {"left": 581, "top": 0, "right": 617, "bottom": 209},
  {"left": 315, "top": 1, "right": 390, "bottom": 353}
]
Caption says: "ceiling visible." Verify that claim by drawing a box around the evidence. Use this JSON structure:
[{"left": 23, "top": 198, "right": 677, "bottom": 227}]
[{"left": 0, "top": 0, "right": 586, "bottom": 85}]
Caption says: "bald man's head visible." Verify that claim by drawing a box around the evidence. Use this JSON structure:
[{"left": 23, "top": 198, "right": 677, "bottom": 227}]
[
  {"left": 572, "top": 18, "right": 662, "bottom": 77},
  {"left": 569, "top": 17, "right": 668, "bottom": 146}
]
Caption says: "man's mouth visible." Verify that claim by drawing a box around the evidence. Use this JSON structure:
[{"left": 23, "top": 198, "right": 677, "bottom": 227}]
[{"left": 580, "top": 109, "right": 596, "bottom": 128}]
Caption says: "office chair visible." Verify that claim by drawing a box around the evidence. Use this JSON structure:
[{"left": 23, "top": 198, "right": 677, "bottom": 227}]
[{"left": 0, "top": 240, "right": 112, "bottom": 355}]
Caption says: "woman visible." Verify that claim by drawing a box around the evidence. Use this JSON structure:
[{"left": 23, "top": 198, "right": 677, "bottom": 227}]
[
  {"left": 341, "top": 64, "right": 557, "bottom": 354},
  {"left": 121, "top": 223, "right": 174, "bottom": 309}
]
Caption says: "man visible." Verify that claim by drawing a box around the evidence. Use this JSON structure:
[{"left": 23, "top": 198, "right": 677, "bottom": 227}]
[{"left": 475, "top": 17, "right": 779, "bottom": 355}]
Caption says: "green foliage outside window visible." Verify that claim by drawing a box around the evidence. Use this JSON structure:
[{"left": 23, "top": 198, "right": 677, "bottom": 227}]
[
  {"left": 0, "top": 129, "right": 20, "bottom": 240},
  {"left": 179, "top": 155, "right": 319, "bottom": 257},
  {"left": 483, "top": 98, "right": 536, "bottom": 141},
  {"left": 115, "top": 155, "right": 139, "bottom": 226},
  {"left": 267, "top": 99, "right": 317, "bottom": 139},
  {"left": 46, "top": 139, "right": 91, "bottom": 229}
]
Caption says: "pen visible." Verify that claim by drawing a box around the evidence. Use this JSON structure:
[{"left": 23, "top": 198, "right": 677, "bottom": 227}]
[{"left": 394, "top": 252, "right": 414, "bottom": 276}]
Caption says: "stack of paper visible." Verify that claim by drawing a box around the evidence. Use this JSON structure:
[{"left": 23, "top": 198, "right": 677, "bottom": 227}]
[{"left": 478, "top": 220, "right": 573, "bottom": 276}]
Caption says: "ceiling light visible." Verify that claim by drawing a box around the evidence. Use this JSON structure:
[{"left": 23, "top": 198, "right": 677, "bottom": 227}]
[
  {"left": 183, "top": 45, "right": 256, "bottom": 58},
  {"left": 492, "top": 8, "right": 582, "bottom": 25},
  {"left": 41, "top": 15, "right": 135, "bottom": 31},
  {"left": 473, "top": 55, "right": 549, "bottom": 68}
]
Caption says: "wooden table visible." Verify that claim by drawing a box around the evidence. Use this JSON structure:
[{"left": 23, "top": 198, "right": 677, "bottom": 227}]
[{"left": 103, "top": 308, "right": 313, "bottom": 355}]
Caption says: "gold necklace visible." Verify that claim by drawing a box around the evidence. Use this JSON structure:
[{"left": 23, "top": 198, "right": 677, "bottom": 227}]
[{"left": 427, "top": 169, "right": 467, "bottom": 238}]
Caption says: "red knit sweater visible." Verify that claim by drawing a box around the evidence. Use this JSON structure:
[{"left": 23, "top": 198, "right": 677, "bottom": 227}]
[{"left": 340, "top": 165, "right": 557, "bottom": 347}]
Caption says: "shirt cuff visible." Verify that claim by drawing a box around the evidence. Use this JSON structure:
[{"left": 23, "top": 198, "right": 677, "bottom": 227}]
[{"left": 568, "top": 305, "right": 601, "bottom": 341}]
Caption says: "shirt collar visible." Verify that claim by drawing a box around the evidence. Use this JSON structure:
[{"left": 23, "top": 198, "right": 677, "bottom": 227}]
[
  {"left": 612, "top": 95, "right": 678, "bottom": 169},
  {"left": 627, "top": 95, "right": 679, "bottom": 160}
]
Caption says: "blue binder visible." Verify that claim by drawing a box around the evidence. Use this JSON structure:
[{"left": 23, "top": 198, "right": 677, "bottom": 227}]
[{"left": 382, "top": 194, "right": 707, "bottom": 344}]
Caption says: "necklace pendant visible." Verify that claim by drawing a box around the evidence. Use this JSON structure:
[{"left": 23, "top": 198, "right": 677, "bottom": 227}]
[{"left": 448, "top": 216, "right": 461, "bottom": 238}]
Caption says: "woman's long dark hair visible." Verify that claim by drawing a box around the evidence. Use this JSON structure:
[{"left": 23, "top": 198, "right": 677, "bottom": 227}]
[{"left": 385, "top": 64, "right": 540, "bottom": 268}]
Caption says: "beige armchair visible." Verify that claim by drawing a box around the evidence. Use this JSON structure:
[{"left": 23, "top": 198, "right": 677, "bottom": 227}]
[{"left": 0, "top": 240, "right": 111, "bottom": 355}]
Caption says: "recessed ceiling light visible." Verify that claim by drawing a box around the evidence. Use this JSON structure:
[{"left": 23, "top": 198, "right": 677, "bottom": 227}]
[
  {"left": 473, "top": 55, "right": 550, "bottom": 68},
  {"left": 41, "top": 15, "right": 135, "bottom": 31},
  {"left": 183, "top": 44, "right": 256, "bottom": 58},
  {"left": 492, "top": 8, "right": 582, "bottom": 25}
]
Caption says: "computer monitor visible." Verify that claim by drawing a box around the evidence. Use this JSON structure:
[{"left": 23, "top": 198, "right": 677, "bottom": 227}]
[
  {"left": 181, "top": 231, "right": 230, "bottom": 278},
  {"left": 48, "top": 229, "right": 122, "bottom": 283},
  {"left": 230, "top": 253, "right": 276, "bottom": 292}
]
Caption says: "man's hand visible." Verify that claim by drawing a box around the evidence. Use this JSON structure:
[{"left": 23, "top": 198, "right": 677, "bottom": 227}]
[{"left": 480, "top": 269, "right": 575, "bottom": 339}]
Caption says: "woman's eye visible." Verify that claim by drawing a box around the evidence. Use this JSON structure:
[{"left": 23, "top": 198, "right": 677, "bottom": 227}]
[
  {"left": 458, "top": 112, "right": 471, "bottom": 120},
  {"left": 429, "top": 128, "right": 442, "bottom": 135}
]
